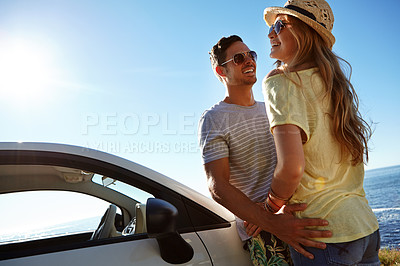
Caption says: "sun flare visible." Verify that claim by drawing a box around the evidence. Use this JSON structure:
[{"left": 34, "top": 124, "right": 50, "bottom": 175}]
[{"left": 0, "top": 38, "right": 56, "bottom": 106}]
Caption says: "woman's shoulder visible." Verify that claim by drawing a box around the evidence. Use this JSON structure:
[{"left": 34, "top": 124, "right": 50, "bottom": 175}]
[
  {"left": 263, "top": 68, "right": 286, "bottom": 86},
  {"left": 265, "top": 68, "right": 284, "bottom": 79}
]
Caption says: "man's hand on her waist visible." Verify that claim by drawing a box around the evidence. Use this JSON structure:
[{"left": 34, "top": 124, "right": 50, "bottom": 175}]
[{"left": 244, "top": 202, "right": 332, "bottom": 260}]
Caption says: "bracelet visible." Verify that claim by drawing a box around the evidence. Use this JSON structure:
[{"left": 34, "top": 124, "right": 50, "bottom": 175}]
[
  {"left": 263, "top": 200, "right": 276, "bottom": 213},
  {"left": 269, "top": 188, "right": 292, "bottom": 202},
  {"left": 267, "top": 193, "right": 281, "bottom": 210}
]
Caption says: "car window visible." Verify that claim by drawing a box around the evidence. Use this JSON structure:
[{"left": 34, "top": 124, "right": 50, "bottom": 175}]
[
  {"left": 0, "top": 164, "right": 158, "bottom": 248},
  {"left": 92, "top": 174, "right": 153, "bottom": 203},
  {"left": 0, "top": 190, "right": 114, "bottom": 244}
]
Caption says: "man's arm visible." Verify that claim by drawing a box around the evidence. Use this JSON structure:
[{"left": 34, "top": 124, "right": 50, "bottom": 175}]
[{"left": 205, "top": 157, "right": 332, "bottom": 260}]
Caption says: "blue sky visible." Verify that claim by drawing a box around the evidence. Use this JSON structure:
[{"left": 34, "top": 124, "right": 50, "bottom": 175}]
[{"left": 1, "top": 0, "right": 399, "bottom": 196}]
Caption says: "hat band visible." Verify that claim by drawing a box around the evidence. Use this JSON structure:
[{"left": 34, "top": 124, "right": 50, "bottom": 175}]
[{"left": 284, "top": 5, "right": 327, "bottom": 29}]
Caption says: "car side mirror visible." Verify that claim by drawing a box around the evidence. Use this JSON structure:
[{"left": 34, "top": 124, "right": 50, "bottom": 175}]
[{"left": 146, "top": 198, "right": 194, "bottom": 264}]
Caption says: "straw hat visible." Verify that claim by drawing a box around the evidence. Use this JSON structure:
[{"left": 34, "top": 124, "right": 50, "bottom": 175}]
[{"left": 264, "top": 0, "right": 335, "bottom": 49}]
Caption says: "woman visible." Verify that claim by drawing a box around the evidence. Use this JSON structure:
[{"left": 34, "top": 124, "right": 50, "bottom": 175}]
[{"left": 261, "top": 0, "right": 380, "bottom": 264}]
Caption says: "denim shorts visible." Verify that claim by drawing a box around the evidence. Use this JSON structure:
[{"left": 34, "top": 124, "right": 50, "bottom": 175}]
[{"left": 289, "top": 230, "right": 380, "bottom": 266}]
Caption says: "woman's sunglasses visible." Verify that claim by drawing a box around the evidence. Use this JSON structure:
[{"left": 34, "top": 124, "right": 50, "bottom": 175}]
[
  {"left": 269, "top": 20, "right": 287, "bottom": 35},
  {"left": 220, "top": 51, "right": 257, "bottom": 66}
]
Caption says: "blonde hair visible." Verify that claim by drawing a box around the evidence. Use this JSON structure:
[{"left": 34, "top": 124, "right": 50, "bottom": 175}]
[{"left": 277, "top": 16, "right": 372, "bottom": 165}]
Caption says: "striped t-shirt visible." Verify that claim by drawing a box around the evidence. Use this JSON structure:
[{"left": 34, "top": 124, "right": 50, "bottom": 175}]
[{"left": 198, "top": 101, "right": 277, "bottom": 240}]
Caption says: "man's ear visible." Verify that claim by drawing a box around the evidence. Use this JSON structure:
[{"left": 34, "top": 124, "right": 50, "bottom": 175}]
[{"left": 215, "top": 66, "right": 226, "bottom": 77}]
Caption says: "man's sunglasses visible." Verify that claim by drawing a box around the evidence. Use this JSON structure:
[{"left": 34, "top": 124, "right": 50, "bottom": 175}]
[
  {"left": 269, "top": 20, "right": 287, "bottom": 35},
  {"left": 220, "top": 51, "right": 257, "bottom": 66}
]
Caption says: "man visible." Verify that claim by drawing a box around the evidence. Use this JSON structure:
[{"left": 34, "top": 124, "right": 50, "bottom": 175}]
[{"left": 198, "top": 35, "right": 332, "bottom": 264}]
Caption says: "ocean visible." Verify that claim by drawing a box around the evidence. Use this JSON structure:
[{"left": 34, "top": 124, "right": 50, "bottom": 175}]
[{"left": 364, "top": 165, "right": 400, "bottom": 249}]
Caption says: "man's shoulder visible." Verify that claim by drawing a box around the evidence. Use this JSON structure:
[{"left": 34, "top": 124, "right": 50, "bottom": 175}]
[
  {"left": 202, "top": 101, "right": 266, "bottom": 118},
  {"left": 256, "top": 101, "right": 266, "bottom": 108},
  {"left": 201, "top": 101, "right": 228, "bottom": 118}
]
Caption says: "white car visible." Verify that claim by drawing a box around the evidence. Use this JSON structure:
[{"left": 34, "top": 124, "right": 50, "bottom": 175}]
[{"left": 0, "top": 142, "right": 251, "bottom": 266}]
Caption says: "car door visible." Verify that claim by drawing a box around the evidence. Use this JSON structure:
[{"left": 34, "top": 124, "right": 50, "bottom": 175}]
[
  {"left": 0, "top": 144, "right": 251, "bottom": 265},
  {"left": 0, "top": 153, "right": 214, "bottom": 265},
  {"left": 0, "top": 188, "right": 212, "bottom": 266},
  {"left": 0, "top": 233, "right": 212, "bottom": 266}
]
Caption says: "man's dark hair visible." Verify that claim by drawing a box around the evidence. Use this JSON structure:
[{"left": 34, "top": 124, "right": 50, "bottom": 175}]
[{"left": 210, "top": 35, "right": 243, "bottom": 69}]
